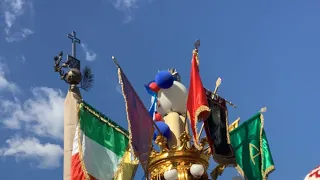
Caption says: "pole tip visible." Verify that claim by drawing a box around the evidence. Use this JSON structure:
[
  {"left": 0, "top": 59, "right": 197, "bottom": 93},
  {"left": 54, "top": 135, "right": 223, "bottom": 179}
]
[
  {"left": 260, "top": 107, "right": 267, "bottom": 113},
  {"left": 216, "top": 77, "right": 222, "bottom": 87},
  {"left": 194, "top": 39, "right": 200, "bottom": 49},
  {"left": 111, "top": 56, "right": 120, "bottom": 68}
]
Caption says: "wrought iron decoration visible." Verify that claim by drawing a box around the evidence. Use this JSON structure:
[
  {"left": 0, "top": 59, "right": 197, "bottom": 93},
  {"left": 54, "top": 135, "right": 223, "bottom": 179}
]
[{"left": 53, "top": 31, "right": 94, "bottom": 91}]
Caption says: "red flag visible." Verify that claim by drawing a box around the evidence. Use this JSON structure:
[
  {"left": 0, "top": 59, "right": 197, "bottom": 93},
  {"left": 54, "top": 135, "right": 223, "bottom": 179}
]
[{"left": 187, "top": 49, "right": 210, "bottom": 145}]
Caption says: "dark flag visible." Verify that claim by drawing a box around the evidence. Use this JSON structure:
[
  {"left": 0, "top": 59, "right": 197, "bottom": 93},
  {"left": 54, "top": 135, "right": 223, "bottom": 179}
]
[
  {"left": 204, "top": 89, "right": 237, "bottom": 165},
  {"left": 117, "top": 67, "right": 154, "bottom": 175}
]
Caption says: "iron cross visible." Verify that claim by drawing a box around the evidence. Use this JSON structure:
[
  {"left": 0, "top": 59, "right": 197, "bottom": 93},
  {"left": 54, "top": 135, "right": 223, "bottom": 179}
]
[{"left": 68, "top": 31, "right": 81, "bottom": 58}]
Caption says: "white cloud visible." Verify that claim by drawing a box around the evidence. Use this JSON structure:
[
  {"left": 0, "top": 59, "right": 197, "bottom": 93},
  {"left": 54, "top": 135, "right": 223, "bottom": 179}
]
[
  {"left": 80, "top": 43, "right": 97, "bottom": 61},
  {"left": 0, "top": 87, "right": 65, "bottom": 140},
  {"left": 0, "top": 61, "right": 65, "bottom": 169},
  {"left": 0, "top": 136, "right": 63, "bottom": 169},
  {"left": 0, "top": 60, "right": 19, "bottom": 93},
  {"left": 1, "top": 0, "right": 35, "bottom": 42},
  {"left": 5, "top": 28, "right": 34, "bottom": 42},
  {"left": 113, "top": 0, "right": 138, "bottom": 12},
  {"left": 108, "top": 0, "right": 143, "bottom": 22}
]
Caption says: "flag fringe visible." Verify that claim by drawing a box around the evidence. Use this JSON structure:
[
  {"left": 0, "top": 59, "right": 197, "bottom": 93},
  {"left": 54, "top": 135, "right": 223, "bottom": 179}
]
[
  {"left": 188, "top": 105, "right": 210, "bottom": 147},
  {"left": 81, "top": 102, "right": 129, "bottom": 138},
  {"left": 260, "top": 113, "right": 275, "bottom": 180},
  {"left": 77, "top": 103, "right": 90, "bottom": 180},
  {"left": 117, "top": 68, "right": 134, "bottom": 162},
  {"left": 225, "top": 110, "right": 231, "bottom": 144},
  {"left": 117, "top": 68, "right": 153, "bottom": 177},
  {"left": 235, "top": 165, "right": 245, "bottom": 179}
]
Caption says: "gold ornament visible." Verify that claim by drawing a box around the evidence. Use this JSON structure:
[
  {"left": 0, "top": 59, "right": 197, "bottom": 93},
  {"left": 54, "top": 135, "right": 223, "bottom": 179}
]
[{"left": 148, "top": 132, "right": 210, "bottom": 180}]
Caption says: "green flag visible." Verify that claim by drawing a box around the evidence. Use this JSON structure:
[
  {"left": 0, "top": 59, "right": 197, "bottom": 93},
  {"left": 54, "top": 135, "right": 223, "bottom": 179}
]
[{"left": 230, "top": 113, "right": 275, "bottom": 180}]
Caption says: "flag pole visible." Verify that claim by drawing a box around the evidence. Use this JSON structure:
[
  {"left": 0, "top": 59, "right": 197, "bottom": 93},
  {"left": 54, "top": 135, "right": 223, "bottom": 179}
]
[
  {"left": 198, "top": 77, "right": 222, "bottom": 140},
  {"left": 111, "top": 56, "right": 164, "bottom": 138}
]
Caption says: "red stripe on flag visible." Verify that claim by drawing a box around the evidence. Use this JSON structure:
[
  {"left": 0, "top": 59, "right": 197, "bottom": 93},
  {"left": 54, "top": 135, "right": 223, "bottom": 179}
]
[{"left": 71, "top": 153, "right": 97, "bottom": 180}]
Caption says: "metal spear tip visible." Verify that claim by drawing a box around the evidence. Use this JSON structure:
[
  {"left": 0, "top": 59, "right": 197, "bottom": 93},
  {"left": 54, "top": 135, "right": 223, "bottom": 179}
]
[
  {"left": 111, "top": 56, "right": 120, "bottom": 68},
  {"left": 216, "top": 77, "right": 222, "bottom": 87},
  {"left": 194, "top": 39, "right": 200, "bottom": 49}
]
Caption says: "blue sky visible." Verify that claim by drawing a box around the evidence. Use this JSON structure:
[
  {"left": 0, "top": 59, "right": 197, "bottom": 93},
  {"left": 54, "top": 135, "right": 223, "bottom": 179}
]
[{"left": 0, "top": 0, "right": 320, "bottom": 179}]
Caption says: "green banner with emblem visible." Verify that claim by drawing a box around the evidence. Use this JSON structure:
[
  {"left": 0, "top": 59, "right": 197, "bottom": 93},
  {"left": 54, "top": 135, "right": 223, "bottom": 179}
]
[{"left": 230, "top": 113, "right": 275, "bottom": 180}]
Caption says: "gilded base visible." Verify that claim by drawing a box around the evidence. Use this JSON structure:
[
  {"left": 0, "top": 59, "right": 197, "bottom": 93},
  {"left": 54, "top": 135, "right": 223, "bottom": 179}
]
[{"left": 149, "top": 133, "right": 210, "bottom": 180}]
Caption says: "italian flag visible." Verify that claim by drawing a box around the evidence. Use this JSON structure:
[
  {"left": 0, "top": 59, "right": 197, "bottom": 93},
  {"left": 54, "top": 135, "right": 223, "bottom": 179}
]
[{"left": 71, "top": 103, "right": 137, "bottom": 180}]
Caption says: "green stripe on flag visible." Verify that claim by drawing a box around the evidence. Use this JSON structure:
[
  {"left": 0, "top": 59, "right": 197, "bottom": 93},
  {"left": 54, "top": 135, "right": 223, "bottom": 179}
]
[{"left": 79, "top": 103, "right": 129, "bottom": 157}]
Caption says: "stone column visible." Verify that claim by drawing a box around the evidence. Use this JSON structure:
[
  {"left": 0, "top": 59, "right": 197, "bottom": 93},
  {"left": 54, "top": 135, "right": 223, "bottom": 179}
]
[{"left": 63, "top": 86, "right": 82, "bottom": 180}]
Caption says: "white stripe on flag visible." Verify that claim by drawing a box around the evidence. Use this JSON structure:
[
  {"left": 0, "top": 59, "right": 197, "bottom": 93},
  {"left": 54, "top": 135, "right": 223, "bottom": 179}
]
[
  {"left": 82, "top": 134, "right": 122, "bottom": 180},
  {"left": 72, "top": 125, "right": 123, "bottom": 180}
]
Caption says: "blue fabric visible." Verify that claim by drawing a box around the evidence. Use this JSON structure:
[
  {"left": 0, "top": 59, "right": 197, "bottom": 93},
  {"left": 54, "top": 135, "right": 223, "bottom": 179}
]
[
  {"left": 148, "top": 94, "right": 157, "bottom": 118},
  {"left": 153, "top": 121, "right": 171, "bottom": 140},
  {"left": 145, "top": 80, "right": 158, "bottom": 118}
]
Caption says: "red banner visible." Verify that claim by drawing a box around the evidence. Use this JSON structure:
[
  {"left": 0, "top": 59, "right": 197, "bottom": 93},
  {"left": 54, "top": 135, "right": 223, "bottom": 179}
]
[{"left": 186, "top": 49, "right": 210, "bottom": 145}]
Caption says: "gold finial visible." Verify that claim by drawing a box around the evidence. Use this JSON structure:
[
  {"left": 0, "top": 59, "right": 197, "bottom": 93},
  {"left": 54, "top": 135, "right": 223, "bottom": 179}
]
[
  {"left": 177, "top": 131, "right": 191, "bottom": 151},
  {"left": 155, "top": 135, "right": 168, "bottom": 152},
  {"left": 198, "top": 137, "right": 208, "bottom": 151},
  {"left": 260, "top": 107, "right": 267, "bottom": 113}
]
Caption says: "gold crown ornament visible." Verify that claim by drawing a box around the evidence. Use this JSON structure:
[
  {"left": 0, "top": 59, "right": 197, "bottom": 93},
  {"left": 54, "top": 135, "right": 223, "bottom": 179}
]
[{"left": 148, "top": 131, "right": 210, "bottom": 180}]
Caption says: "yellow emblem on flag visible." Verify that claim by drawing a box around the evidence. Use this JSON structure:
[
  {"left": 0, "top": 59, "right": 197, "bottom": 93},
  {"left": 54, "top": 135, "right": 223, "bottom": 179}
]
[{"left": 249, "top": 143, "right": 261, "bottom": 165}]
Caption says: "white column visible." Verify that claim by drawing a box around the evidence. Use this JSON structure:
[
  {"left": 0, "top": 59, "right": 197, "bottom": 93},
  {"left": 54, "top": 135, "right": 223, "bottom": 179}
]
[{"left": 163, "top": 112, "right": 190, "bottom": 148}]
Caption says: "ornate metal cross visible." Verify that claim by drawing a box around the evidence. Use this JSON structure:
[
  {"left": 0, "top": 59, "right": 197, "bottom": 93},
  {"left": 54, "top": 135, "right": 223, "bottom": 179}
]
[
  {"left": 68, "top": 31, "right": 81, "bottom": 58},
  {"left": 53, "top": 31, "right": 94, "bottom": 91}
]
